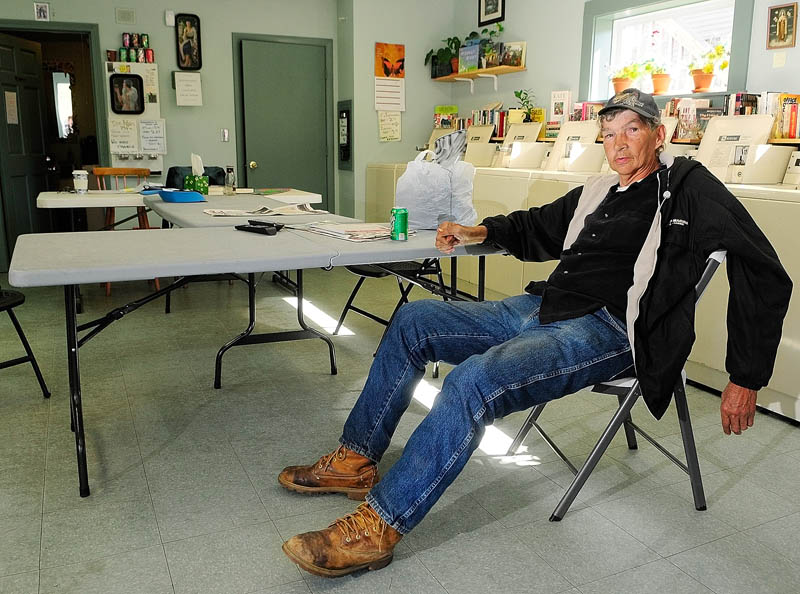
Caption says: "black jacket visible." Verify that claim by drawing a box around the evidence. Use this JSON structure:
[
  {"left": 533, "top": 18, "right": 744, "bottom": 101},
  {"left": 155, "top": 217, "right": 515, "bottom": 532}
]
[{"left": 481, "top": 156, "right": 792, "bottom": 419}]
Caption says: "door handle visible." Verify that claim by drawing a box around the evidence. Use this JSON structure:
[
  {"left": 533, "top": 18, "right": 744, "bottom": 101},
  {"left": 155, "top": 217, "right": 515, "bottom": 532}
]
[{"left": 249, "top": 161, "right": 258, "bottom": 169}]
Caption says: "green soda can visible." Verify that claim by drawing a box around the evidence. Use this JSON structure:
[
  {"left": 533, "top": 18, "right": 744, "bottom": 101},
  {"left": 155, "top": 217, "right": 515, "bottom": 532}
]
[{"left": 390, "top": 207, "right": 408, "bottom": 241}]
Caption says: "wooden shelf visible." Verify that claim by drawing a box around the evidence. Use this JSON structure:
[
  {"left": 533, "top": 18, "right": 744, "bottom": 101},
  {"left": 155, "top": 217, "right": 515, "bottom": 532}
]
[
  {"left": 432, "top": 65, "right": 526, "bottom": 82},
  {"left": 768, "top": 138, "right": 800, "bottom": 144},
  {"left": 671, "top": 138, "right": 701, "bottom": 145}
]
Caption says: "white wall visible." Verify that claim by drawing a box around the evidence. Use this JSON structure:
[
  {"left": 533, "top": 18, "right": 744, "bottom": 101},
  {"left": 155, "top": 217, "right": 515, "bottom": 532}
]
[
  {"left": 452, "top": 0, "right": 586, "bottom": 116},
  {"left": 350, "top": 0, "right": 458, "bottom": 219},
  {"left": 0, "top": 0, "right": 337, "bottom": 182},
  {"left": 746, "top": 0, "right": 800, "bottom": 92}
]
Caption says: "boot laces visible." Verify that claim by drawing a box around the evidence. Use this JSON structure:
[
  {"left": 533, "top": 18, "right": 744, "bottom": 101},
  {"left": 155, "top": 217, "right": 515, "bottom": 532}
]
[
  {"left": 332, "top": 503, "right": 386, "bottom": 547},
  {"left": 317, "top": 445, "right": 346, "bottom": 471}
]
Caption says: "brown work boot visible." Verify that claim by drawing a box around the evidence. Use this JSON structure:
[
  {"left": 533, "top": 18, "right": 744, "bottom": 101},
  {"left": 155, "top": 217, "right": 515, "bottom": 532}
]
[
  {"left": 282, "top": 502, "right": 403, "bottom": 577},
  {"left": 278, "top": 445, "right": 379, "bottom": 500}
]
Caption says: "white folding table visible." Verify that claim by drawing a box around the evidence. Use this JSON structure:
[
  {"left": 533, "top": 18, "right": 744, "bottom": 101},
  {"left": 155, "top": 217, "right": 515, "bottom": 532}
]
[{"left": 9, "top": 225, "right": 497, "bottom": 497}]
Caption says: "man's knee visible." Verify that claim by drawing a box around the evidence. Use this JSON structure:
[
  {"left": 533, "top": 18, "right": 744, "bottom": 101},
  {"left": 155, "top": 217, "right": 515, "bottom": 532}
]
[{"left": 390, "top": 299, "right": 444, "bottom": 336}]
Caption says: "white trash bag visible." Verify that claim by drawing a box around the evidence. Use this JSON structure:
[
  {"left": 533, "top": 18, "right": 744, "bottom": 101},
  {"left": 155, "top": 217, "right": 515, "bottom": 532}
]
[{"left": 395, "top": 148, "right": 477, "bottom": 230}]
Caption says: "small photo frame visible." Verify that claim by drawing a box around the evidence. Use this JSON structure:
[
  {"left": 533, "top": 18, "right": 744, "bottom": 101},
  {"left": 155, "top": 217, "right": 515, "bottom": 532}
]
[
  {"left": 478, "top": 0, "right": 505, "bottom": 27},
  {"left": 33, "top": 2, "right": 50, "bottom": 21},
  {"left": 768, "top": 3, "right": 797, "bottom": 48},
  {"left": 109, "top": 74, "right": 145, "bottom": 114},
  {"left": 175, "top": 13, "right": 202, "bottom": 70},
  {"left": 500, "top": 41, "right": 526, "bottom": 67}
]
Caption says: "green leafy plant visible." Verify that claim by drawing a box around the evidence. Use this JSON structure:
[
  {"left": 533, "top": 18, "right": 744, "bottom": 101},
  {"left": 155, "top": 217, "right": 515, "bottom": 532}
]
[
  {"left": 689, "top": 44, "right": 730, "bottom": 74},
  {"left": 424, "top": 46, "right": 453, "bottom": 66},
  {"left": 443, "top": 36, "right": 462, "bottom": 56},
  {"left": 644, "top": 60, "right": 667, "bottom": 75},
  {"left": 610, "top": 62, "right": 643, "bottom": 80},
  {"left": 513, "top": 88, "right": 536, "bottom": 119}
]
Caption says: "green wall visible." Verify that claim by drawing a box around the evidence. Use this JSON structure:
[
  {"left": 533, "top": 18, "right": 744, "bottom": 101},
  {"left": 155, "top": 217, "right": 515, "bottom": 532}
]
[{"left": 0, "top": 0, "right": 337, "bottom": 183}]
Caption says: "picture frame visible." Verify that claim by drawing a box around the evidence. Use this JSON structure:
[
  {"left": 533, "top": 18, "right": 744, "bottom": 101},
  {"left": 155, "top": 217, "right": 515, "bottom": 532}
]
[
  {"left": 478, "top": 0, "right": 505, "bottom": 27},
  {"left": 768, "top": 3, "right": 797, "bottom": 49},
  {"left": 33, "top": 2, "right": 50, "bottom": 22},
  {"left": 109, "top": 73, "right": 145, "bottom": 115},
  {"left": 500, "top": 41, "right": 526, "bottom": 68},
  {"left": 175, "top": 13, "right": 202, "bottom": 70}
]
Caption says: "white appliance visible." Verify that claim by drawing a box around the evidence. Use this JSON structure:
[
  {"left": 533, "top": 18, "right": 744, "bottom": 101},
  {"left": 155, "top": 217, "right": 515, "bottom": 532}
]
[
  {"left": 464, "top": 125, "right": 497, "bottom": 167},
  {"left": 543, "top": 119, "right": 605, "bottom": 172}
]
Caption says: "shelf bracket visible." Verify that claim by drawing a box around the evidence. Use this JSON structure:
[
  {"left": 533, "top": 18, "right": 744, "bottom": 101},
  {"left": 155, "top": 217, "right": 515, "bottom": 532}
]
[
  {"left": 453, "top": 77, "right": 474, "bottom": 94},
  {"left": 476, "top": 73, "right": 498, "bottom": 92}
]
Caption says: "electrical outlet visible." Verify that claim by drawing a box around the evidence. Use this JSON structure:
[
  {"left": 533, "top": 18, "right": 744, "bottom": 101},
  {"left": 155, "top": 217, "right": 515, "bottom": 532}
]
[
  {"left": 221, "top": 129, "right": 230, "bottom": 142},
  {"left": 165, "top": 10, "right": 175, "bottom": 26}
]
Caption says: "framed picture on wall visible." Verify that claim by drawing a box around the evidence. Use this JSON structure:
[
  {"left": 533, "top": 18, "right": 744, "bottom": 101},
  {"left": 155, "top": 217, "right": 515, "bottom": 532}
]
[
  {"left": 767, "top": 3, "right": 797, "bottom": 49},
  {"left": 478, "top": 0, "right": 505, "bottom": 27},
  {"left": 109, "top": 74, "right": 145, "bottom": 115},
  {"left": 175, "top": 13, "right": 202, "bottom": 70}
]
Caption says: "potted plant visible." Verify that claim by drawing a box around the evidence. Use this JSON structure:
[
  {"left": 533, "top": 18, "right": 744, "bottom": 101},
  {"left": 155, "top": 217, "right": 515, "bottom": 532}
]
[
  {"left": 644, "top": 61, "right": 670, "bottom": 95},
  {"left": 443, "top": 36, "right": 462, "bottom": 73},
  {"left": 479, "top": 23, "right": 503, "bottom": 68},
  {"left": 424, "top": 46, "right": 453, "bottom": 78},
  {"left": 689, "top": 44, "right": 729, "bottom": 92},
  {"left": 610, "top": 62, "right": 642, "bottom": 94},
  {"left": 512, "top": 88, "right": 536, "bottom": 123}
]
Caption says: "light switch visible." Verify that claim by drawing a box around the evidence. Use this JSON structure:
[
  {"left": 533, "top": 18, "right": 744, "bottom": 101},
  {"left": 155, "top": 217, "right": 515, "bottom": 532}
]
[
  {"left": 221, "top": 128, "right": 230, "bottom": 142},
  {"left": 165, "top": 10, "right": 175, "bottom": 26}
]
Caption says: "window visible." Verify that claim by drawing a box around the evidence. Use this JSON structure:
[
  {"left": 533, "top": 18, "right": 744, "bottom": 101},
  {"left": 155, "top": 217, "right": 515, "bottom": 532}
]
[
  {"left": 581, "top": 0, "right": 752, "bottom": 101},
  {"left": 52, "top": 72, "right": 74, "bottom": 139}
]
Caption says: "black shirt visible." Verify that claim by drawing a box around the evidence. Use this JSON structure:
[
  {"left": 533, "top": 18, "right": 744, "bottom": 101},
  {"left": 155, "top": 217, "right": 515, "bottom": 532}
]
[{"left": 532, "top": 169, "right": 661, "bottom": 324}]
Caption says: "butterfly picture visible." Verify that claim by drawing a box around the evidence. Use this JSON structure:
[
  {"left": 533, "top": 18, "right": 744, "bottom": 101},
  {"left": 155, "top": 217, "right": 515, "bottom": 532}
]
[
  {"left": 374, "top": 42, "right": 406, "bottom": 78},
  {"left": 382, "top": 57, "right": 405, "bottom": 77}
]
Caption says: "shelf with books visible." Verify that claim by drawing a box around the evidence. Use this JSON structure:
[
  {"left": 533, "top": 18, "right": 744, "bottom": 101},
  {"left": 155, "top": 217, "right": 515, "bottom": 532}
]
[
  {"left": 433, "top": 65, "right": 526, "bottom": 83},
  {"left": 768, "top": 138, "right": 800, "bottom": 144}
]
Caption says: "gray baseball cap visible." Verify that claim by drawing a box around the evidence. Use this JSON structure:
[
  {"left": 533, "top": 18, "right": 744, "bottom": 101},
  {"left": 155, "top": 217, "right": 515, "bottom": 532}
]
[{"left": 597, "top": 88, "right": 660, "bottom": 120}]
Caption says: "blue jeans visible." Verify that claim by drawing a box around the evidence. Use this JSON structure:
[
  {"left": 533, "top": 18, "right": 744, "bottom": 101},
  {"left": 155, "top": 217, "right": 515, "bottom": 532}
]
[{"left": 339, "top": 294, "right": 633, "bottom": 534}]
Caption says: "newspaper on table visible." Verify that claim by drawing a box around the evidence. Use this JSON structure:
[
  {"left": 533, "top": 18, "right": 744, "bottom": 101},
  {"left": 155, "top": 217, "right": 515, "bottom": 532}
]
[
  {"left": 297, "top": 222, "right": 416, "bottom": 242},
  {"left": 203, "top": 203, "right": 328, "bottom": 217}
]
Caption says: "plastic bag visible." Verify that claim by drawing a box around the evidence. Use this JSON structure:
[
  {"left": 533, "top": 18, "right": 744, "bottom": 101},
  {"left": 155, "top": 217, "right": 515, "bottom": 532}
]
[{"left": 394, "top": 150, "right": 477, "bottom": 230}]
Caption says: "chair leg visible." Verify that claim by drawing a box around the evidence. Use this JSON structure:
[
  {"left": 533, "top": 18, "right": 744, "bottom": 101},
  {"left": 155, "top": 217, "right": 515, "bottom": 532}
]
[
  {"left": 432, "top": 360, "right": 440, "bottom": 378},
  {"left": 550, "top": 384, "right": 641, "bottom": 521},
  {"left": 618, "top": 394, "right": 638, "bottom": 450},
  {"left": 335, "top": 277, "right": 366, "bottom": 335},
  {"left": 673, "top": 381, "right": 707, "bottom": 511},
  {"left": 506, "top": 404, "right": 546, "bottom": 455},
  {"left": 7, "top": 310, "right": 50, "bottom": 398}
]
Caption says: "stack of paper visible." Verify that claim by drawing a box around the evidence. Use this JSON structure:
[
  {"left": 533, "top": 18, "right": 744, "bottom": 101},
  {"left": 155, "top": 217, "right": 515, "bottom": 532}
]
[
  {"left": 301, "top": 222, "right": 415, "bottom": 242},
  {"left": 203, "top": 203, "right": 328, "bottom": 217}
]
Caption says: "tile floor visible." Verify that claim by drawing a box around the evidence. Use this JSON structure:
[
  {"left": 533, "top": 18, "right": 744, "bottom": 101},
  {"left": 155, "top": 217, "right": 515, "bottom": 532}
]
[{"left": 1, "top": 268, "right": 800, "bottom": 594}]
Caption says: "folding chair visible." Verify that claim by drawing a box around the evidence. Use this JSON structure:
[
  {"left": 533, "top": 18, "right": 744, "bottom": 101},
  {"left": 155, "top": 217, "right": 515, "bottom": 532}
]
[
  {"left": 506, "top": 250, "right": 727, "bottom": 521},
  {"left": 92, "top": 167, "right": 159, "bottom": 296},
  {"left": 0, "top": 285, "right": 50, "bottom": 398},
  {"left": 334, "top": 259, "right": 448, "bottom": 375}
]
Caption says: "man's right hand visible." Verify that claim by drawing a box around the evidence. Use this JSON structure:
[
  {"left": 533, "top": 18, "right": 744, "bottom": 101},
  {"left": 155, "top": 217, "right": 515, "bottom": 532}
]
[{"left": 435, "top": 223, "right": 488, "bottom": 254}]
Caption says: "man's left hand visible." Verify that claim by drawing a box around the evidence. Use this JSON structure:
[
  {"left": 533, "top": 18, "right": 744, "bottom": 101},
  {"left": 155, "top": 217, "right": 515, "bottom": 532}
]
[{"left": 720, "top": 381, "right": 757, "bottom": 435}]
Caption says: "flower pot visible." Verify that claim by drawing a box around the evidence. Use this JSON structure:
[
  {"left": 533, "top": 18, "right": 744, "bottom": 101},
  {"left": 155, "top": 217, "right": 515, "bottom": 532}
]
[
  {"left": 651, "top": 73, "right": 671, "bottom": 95},
  {"left": 691, "top": 69, "right": 713, "bottom": 92},
  {"left": 450, "top": 57, "right": 459, "bottom": 73},
  {"left": 612, "top": 77, "right": 633, "bottom": 94}
]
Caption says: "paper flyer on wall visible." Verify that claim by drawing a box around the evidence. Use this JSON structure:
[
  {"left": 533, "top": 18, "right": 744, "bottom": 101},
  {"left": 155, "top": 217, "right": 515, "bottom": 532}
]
[
  {"left": 374, "top": 42, "right": 405, "bottom": 111},
  {"left": 378, "top": 111, "right": 401, "bottom": 141}
]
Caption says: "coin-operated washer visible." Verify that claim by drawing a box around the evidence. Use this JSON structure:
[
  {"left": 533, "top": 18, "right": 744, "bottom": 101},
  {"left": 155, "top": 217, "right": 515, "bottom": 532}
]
[
  {"left": 104, "top": 61, "right": 166, "bottom": 174},
  {"left": 695, "top": 114, "right": 794, "bottom": 184}
]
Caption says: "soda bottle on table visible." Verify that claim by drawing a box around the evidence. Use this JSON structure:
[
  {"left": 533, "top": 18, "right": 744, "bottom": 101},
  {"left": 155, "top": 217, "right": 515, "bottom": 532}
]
[{"left": 224, "top": 166, "right": 236, "bottom": 195}]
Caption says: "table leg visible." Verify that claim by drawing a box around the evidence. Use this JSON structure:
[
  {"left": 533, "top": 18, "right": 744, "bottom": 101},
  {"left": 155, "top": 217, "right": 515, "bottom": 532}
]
[
  {"left": 213, "top": 270, "right": 338, "bottom": 388},
  {"left": 450, "top": 258, "right": 458, "bottom": 298},
  {"left": 478, "top": 255, "right": 486, "bottom": 302},
  {"left": 65, "top": 285, "right": 90, "bottom": 497}
]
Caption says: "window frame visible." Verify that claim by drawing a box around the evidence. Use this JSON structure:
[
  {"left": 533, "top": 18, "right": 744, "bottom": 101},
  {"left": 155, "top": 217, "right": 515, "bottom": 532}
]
[{"left": 579, "top": 0, "right": 754, "bottom": 101}]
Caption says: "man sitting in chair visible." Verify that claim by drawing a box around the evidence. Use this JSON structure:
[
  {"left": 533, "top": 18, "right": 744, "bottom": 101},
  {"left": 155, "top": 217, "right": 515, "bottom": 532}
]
[{"left": 279, "top": 88, "right": 792, "bottom": 578}]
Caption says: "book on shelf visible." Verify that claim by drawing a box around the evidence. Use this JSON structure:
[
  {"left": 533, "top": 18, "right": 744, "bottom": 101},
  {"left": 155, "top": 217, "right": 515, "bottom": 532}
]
[
  {"left": 433, "top": 104, "right": 459, "bottom": 128},
  {"left": 544, "top": 120, "right": 561, "bottom": 139},
  {"left": 695, "top": 107, "right": 725, "bottom": 139},
  {"left": 500, "top": 41, "right": 526, "bottom": 67},
  {"left": 774, "top": 93, "right": 800, "bottom": 139},
  {"left": 458, "top": 45, "right": 479, "bottom": 73},
  {"left": 570, "top": 101, "right": 604, "bottom": 121},
  {"left": 726, "top": 92, "right": 759, "bottom": 115},
  {"left": 480, "top": 42, "right": 502, "bottom": 68},
  {"left": 550, "top": 90, "right": 572, "bottom": 126}
]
